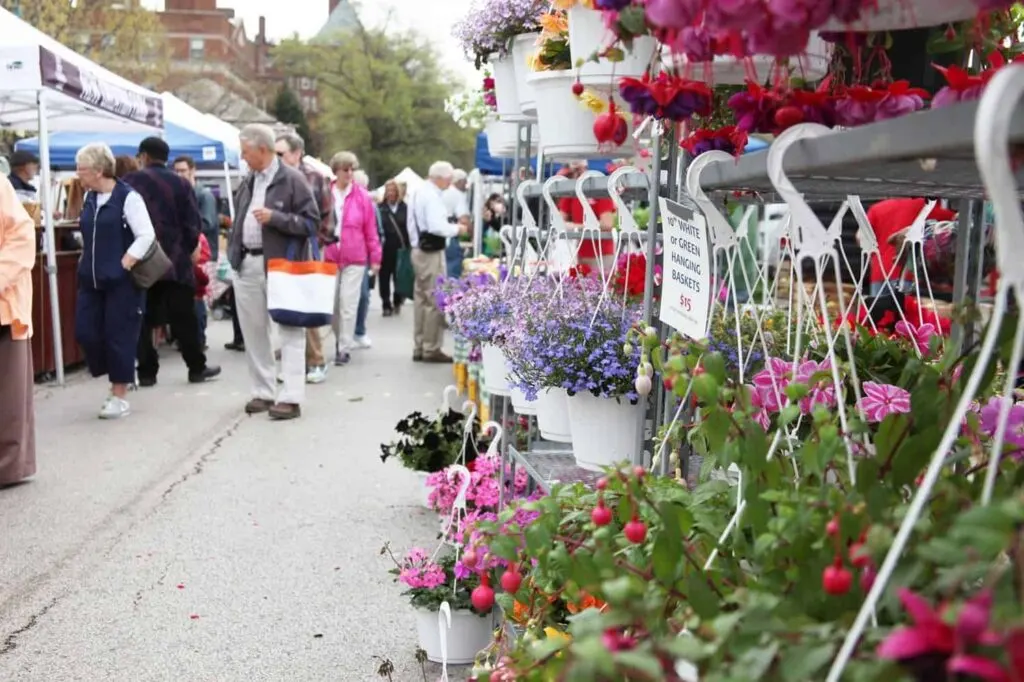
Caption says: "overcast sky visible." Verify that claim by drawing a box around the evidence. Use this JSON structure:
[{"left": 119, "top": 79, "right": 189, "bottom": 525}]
[{"left": 146, "top": 0, "right": 479, "bottom": 86}]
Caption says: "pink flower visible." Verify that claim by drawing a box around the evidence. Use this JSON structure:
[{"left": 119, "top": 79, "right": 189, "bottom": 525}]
[
  {"left": 645, "top": 0, "right": 701, "bottom": 30},
  {"left": 747, "top": 385, "right": 771, "bottom": 430},
  {"left": 895, "top": 320, "right": 937, "bottom": 356},
  {"left": 858, "top": 381, "right": 911, "bottom": 423},
  {"left": 794, "top": 358, "right": 837, "bottom": 414},
  {"left": 752, "top": 356, "right": 792, "bottom": 412},
  {"left": 978, "top": 396, "right": 1024, "bottom": 460},
  {"left": 879, "top": 588, "right": 1007, "bottom": 680}
]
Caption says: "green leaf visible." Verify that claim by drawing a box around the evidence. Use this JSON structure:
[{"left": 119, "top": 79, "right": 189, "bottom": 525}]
[
  {"left": 615, "top": 650, "right": 665, "bottom": 678},
  {"left": 779, "top": 404, "right": 801, "bottom": 426},
  {"left": 703, "top": 352, "right": 728, "bottom": 384},
  {"left": 781, "top": 642, "right": 835, "bottom": 681},
  {"left": 652, "top": 532, "right": 681, "bottom": 584},
  {"left": 693, "top": 374, "right": 721, "bottom": 403},
  {"left": 686, "top": 574, "right": 719, "bottom": 619},
  {"left": 617, "top": 5, "right": 648, "bottom": 37},
  {"left": 737, "top": 638, "right": 779, "bottom": 678}
]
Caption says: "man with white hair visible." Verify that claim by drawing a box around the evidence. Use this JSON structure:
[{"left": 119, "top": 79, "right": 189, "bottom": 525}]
[
  {"left": 442, "top": 168, "right": 470, "bottom": 279},
  {"left": 408, "top": 161, "right": 465, "bottom": 363},
  {"left": 227, "top": 123, "right": 320, "bottom": 421}
]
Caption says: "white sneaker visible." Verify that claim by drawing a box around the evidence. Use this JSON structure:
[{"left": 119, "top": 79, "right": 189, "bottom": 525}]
[
  {"left": 353, "top": 335, "right": 372, "bottom": 349},
  {"left": 306, "top": 365, "right": 328, "bottom": 384},
  {"left": 99, "top": 396, "right": 130, "bottom": 420}
]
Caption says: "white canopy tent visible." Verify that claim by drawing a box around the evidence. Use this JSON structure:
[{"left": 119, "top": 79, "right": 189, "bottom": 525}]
[
  {"left": 0, "top": 6, "right": 165, "bottom": 385},
  {"left": 376, "top": 166, "right": 425, "bottom": 197}
]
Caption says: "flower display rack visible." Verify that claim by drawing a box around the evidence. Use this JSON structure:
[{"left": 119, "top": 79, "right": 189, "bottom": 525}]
[
  {"left": 506, "top": 441, "right": 602, "bottom": 494},
  {"left": 698, "top": 99, "right": 1024, "bottom": 202}
]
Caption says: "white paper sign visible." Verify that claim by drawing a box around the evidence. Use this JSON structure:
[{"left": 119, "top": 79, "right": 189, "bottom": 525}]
[
  {"left": 201, "top": 146, "right": 217, "bottom": 161},
  {"left": 658, "top": 197, "right": 712, "bottom": 340}
]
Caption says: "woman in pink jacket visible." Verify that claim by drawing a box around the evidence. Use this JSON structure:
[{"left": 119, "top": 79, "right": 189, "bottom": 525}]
[{"left": 325, "top": 151, "right": 382, "bottom": 365}]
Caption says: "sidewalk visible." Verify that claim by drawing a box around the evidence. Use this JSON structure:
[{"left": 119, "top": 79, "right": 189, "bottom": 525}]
[{"left": 0, "top": 307, "right": 469, "bottom": 680}]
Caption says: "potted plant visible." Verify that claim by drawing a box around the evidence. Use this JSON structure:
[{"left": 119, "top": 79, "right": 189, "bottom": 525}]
[
  {"left": 453, "top": 0, "right": 546, "bottom": 120},
  {"left": 556, "top": 0, "right": 659, "bottom": 85},
  {"left": 380, "top": 408, "right": 483, "bottom": 507},
  {"left": 384, "top": 545, "right": 496, "bottom": 665},
  {"left": 502, "top": 274, "right": 642, "bottom": 468}
]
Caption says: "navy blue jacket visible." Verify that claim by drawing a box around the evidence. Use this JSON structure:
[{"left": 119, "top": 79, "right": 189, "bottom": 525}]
[
  {"left": 123, "top": 163, "right": 200, "bottom": 286},
  {"left": 78, "top": 180, "right": 134, "bottom": 290}
]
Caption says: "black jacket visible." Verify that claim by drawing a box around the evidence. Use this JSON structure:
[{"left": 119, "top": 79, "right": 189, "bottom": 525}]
[{"left": 379, "top": 201, "right": 410, "bottom": 249}]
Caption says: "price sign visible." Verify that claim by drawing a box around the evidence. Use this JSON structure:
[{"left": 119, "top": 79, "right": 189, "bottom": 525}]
[
  {"left": 658, "top": 197, "right": 712, "bottom": 340},
  {"left": 201, "top": 146, "right": 217, "bottom": 161}
]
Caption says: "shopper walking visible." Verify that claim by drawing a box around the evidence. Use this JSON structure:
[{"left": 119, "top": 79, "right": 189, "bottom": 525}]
[
  {"left": 123, "top": 137, "right": 220, "bottom": 388},
  {"left": 274, "top": 133, "right": 336, "bottom": 384},
  {"left": 72, "top": 143, "right": 155, "bottom": 419},
  {"left": 7, "top": 150, "right": 39, "bottom": 198},
  {"left": 173, "top": 155, "right": 221, "bottom": 261},
  {"left": 378, "top": 179, "right": 410, "bottom": 317},
  {"left": 324, "top": 152, "right": 381, "bottom": 366},
  {"left": 352, "top": 169, "right": 378, "bottom": 349},
  {"left": 409, "top": 161, "right": 463, "bottom": 363},
  {"left": 0, "top": 175, "right": 36, "bottom": 485},
  {"left": 443, "top": 168, "right": 470, "bottom": 278},
  {"left": 227, "top": 124, "right": 319, "bottom": 420}
]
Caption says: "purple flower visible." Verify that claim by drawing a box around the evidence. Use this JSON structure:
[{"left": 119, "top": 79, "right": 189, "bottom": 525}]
[
  {"left": 670, "top": 26, "right": 714, "bottom": 62},
  {"left": 594, "top": 0, "right": 633, "bottom": 9},
  {"left": 979, "top": 396, "right": 1024, "bottom": 460},
  {"left": 705, "top": 0, "right": 761, "bottom": 31}
]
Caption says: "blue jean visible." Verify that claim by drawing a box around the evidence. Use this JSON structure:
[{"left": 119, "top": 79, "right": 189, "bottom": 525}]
[
  {"left": 195, "top": 299, "right": 207, "bottom": 347},
  {"left": 75, "top": 277, "right": 144, "bottom": 385},
  {"left": 445, "top": 238, "right": 464, "bottom": 279},
  {"left": 355, "top": 270, "right": 370, "bottom": 338}
]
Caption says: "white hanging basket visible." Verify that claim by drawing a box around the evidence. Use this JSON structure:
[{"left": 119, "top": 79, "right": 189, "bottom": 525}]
[
  {"left": 491, "top": 51, "right": 531, "bottom": 123},
  {"left": 527, "top": 69, "right": 605, "bottom": 160},
  {"left": 481, "top": 344, "right": 510, "bottom": 396},
  {"left": 568, "top": 5, "right": 658, "bottom": 86},
  {"left": 821, "top": 0, "right": 980, "bottom": 31},
  {"left": 566, "top": 392, "right": 638, "bottom": 471},
  {"left": 414, "top": 608, "right": 494, "bottom": 665},
  {"left": 510, "top": 385, "right": 537, "bottom": 415},
  {"left": 511, "top": 32, "right": 541, "bottom": 118},
  {"left": 536, "top": 388, "right": 572, "bottom": 443},
  {"left": 484, "top": 119, "right": 540, "bottom": 159},
  {"left": 662, "top": 33, "right": 830, "bottom": 85}
]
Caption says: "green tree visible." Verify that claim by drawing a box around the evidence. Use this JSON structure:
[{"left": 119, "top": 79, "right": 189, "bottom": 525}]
[
  {"left": 271, "top": 12, "right": 476, "bottom": 185},
  {"left": 0, "top": 0, "right": 170, "bottom": 87},
  {"left": 272, "top": 85, "right": 316, "bottom": 156}
]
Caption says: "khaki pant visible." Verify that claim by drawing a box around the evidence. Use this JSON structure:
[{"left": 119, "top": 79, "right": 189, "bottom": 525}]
[
  {"left": 306, "top": 328, "right": 324, "bottom": 368},
  {"left": 412, "top": 248, "right": 445, "bottom": 354}
]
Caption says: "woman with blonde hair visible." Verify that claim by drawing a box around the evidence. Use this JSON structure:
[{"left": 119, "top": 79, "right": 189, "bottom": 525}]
[
  {"left": 324, "top": 152, "right": 381, "bottom": 364},
  {"left": 378, "top": 179, "right": 410, "bottom": 315},
  {"left": 0, "top": 174, "right": 37, "bottom": 487},
  {"left": 74, "top": 142, "right": 156, "bottom": 419}
]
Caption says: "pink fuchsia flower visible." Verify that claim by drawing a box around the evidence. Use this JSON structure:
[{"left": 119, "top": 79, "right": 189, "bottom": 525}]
[
  {"left": 931, "top": 64, "right": 986, "bottom": 109},
  {"left": 978, "top": 396, "right": 1024, "bottom": 460},
  {"left": 895, "top": 320, "right": 938, "bottom": 356},
  {"left": 794, "top": 358, "right": 838, "bottom": 414},
  {"left": 858, "top": 381, "right": 911, "bottom": 423},
  {"left": 746, "top": 385, "right": 771, "bottom": 430},
  {"left": 879, "top": 588, "right": 1006, "bottom": 679},
  {"left": 644, "top": 0, "right": 701, "bottom": 30},
  {"left": 752, "top": 356, "right": 792, "bottom": 412},
  {"left": 874, "top": 81, "right": 930, "bottom": 121}
]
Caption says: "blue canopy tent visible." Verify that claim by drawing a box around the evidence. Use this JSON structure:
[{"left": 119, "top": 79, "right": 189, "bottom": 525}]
[{"left": 16, "top": 121, "right": 240, "bottom": 171}]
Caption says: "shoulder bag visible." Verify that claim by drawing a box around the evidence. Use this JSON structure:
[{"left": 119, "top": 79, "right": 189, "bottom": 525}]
[
  {"left": 384, "top": 209, "right": 415, "bottom": 299},
  {"left": 266, "top": 217, "right": 339, "bottom": 328},
  {"left": 114, "top": 192, "right": 172, "bottom": 289},
  {"left": 413, "top": 193, "right": 448, "bottom": 252}
]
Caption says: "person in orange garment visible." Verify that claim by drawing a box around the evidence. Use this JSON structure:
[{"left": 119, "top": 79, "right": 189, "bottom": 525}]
[
  {"left": 556, "top": 161, "right": 616, "bottom": 272},
  {"left": 0, "top": 174, "right": 37, "bottom": 487},
  {"left": 865, "top": 197, "right": 957, "bottom": 296}
]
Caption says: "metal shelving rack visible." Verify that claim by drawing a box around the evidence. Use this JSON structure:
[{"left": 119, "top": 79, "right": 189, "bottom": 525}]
[{"left": 497, "top": 98, "right": 1002, "bottom": 497}]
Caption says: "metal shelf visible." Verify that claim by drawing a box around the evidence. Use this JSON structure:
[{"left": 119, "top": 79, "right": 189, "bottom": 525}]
[
  {"left": 699, "top": 100, "right": 1024, "bottom": 201},
  {"left": 507, "top": 442, "right": 602, "bottom": 493},
  {"left": 521, "top": 172, "right": 657, "bottom": 200}
]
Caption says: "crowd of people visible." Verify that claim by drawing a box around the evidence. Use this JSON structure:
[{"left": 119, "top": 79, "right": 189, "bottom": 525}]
[{"left": 0, "top": 122, "right": 476, "bottom": 489}]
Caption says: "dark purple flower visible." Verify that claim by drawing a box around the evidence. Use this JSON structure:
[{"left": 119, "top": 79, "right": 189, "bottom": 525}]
[
  {"left": 594, "top": 0, "right": 633, "bottom": 9},
  {"left": 619, "top": 80, "right": 658, "bottom": 117}
]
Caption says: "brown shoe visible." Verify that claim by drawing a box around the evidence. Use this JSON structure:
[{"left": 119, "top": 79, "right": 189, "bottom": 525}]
[
  {"left": 422, "top": 350, "right": 453, "bottom": 364},
  {"left": 245, "top": 398, "right": 273, "bottom": 415},
  {"left": 412, "top": 350, "right": 424, "bottom": 362},
  {"left": 269, "top": 402, "right": 301, "bottom": 420}
]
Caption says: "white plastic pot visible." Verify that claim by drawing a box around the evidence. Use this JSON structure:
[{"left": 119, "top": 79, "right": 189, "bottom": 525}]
[
  {"left": 510, "top": 385, "right": 537, "bottom": 416},
  {"left": 527, "top": 69, "right": 605, "bottom": 160},
  {"left": 511, "top": 32, "right": 541, "bottom": 118},
  {"left": 484, "top": 119, "right": 539, "bottom": 159},
  {"left": 536, "top": 388, "right": 572, "bottom": 443},
  {"left": 414, "top": 608, "right": 494, "bottom": 665},
  {"left": 566, "top": 392, "right": 639, "bottom": 471},
  {"left": 491, "top": 51, "right": 530, "bottom": 122},
  {"left": 662, "top": 33, "right": 830, "bottom": 85},
  {"left": 569, "top": 5, "right": 658, "bottom": 86},
  {"left": 821, "top": 0, "right": 979, "bottom": 31},
  {"left": 481, "top": 344, "right": 510, "bottom": 397}
]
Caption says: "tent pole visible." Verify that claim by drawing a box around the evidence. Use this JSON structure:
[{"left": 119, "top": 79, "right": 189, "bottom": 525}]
[
  {"left": 37, "top": 94, "right": 65, "bottom": 386},
  {"left": 222, "top": 160, "right": 235, "bottom": 220}
]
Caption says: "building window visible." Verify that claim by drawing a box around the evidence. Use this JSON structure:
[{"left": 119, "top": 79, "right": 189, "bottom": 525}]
[
  {"left": 189, "top": 38, "right": 205, "bottom": 61},
  {"left": 300, "top": 77, "right": 312, "bottom": 91}
]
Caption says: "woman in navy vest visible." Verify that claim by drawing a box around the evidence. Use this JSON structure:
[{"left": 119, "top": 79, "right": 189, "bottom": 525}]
[{"left": 74, "top": 143, "right": 155, "bottom": 420}]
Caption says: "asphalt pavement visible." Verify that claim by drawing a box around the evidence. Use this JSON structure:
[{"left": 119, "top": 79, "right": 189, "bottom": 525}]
[{"left": 0, "top": 303, "right": 468, "bottom": 681}]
